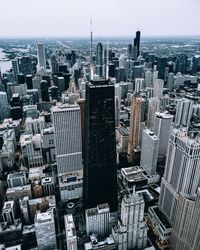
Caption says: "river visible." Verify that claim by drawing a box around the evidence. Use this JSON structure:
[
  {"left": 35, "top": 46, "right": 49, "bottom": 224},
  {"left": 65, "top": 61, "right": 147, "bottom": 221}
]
[{"left": 0, "top": 48, "right": 12, "bottom": 73}]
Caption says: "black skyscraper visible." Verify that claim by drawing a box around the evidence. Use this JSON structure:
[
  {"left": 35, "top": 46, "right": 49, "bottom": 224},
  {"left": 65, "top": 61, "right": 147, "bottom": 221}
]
[
  {"left": 135, "top": 31, "right": 141, "bottom": 57},
  {"left": 40, "top": 80, "right": 50, "bottom": 102},
  {"left": 83, "top": 79, "right": 117, "bottom": 211}
]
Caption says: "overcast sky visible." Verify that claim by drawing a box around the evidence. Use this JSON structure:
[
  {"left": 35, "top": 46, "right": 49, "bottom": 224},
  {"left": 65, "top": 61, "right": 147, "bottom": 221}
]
[{"left": 0, "top": 0, "right": 199, "bottom": 37}]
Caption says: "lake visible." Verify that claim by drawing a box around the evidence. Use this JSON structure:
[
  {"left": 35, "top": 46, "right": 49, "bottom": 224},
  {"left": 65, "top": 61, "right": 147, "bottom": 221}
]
[{"left": 0, "top": 48, "right": 12, "bottom": 73}]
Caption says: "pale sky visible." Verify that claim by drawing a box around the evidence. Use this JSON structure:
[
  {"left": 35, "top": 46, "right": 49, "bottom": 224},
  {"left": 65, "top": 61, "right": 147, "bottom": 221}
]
[{"left": 0, "top": 0, "right": 199, "bottom": 37}]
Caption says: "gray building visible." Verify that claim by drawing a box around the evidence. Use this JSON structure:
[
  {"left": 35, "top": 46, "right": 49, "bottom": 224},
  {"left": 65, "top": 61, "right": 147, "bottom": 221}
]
[
  {"left": 159, "top": 129, "right": 200, "bottom": 224},
  {"left": 85, "top": 203, "right": 111, "bottom": 238},
  {"left": 65, "top": 214, "right": 78, "bottom": 250},
  {"left": 153, "top": 112, "right": 173, "bottom": 157},
  {"left": 35, "top": 210, "right": 57, "bottom": 250},
  {"left": 170, "top": 188, "right": 200, "bottom": 250},
  {"left": 174, "top": 98, "right": 193, "bottom": 127},
  {"left": 0, "top": 92, "right": 10, "bottom": 121},
  {"left": 140, "top": 129, "right": 159, "bottom": 175}
]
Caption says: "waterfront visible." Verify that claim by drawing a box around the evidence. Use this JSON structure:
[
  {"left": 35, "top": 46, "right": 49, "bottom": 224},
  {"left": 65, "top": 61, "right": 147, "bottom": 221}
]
[{"left": 0, "top": 48, "right": 12, "bottom": 73}]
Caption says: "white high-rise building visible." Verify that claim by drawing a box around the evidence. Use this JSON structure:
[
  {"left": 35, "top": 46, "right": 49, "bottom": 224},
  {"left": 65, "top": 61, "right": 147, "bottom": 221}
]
[
  {"left": 170, "top": 188, "right": 200, "bottom": 250},
  {"left": 37, "top": 43, "right": 46, "bottom": 70},
  {"left": 52, "top": 105, "right": 82, "bottom": 175},
  {"left": 145, "top": 69, "right": 152, "bottom": 87},
  {"left": 135, "top": 78, "right": 145, "bottom": 94},
  {"left": 153, "top": 112, "right": 173, "bottom": 156},
  {"left": 35, "top": 210, "right": 57, "bottom": 250},
  {"left": 174, "top": 98, "right": 193, "bottom": 127},
  {"left": 153, "top": 79, "right": 164, "bottom": 99},
  {"left": 85, "top": 203, "right": 110, "bottom": 238},
  {"left": 140, "top": 129, "right": 159, "bottom": 175},
  {"left": 147, "top": 97, "right": 160, "bottom": 129},
  {"left": 159, "top": 129, "right": 200, "bottom": 224},
  {"left": 0, "top": 92, "right": 10, "bottom": 121},
  {"left": 65, "top": 214, "right": 78, "bottom": 250},
  {"left": 113, "top": 191, "right": 147, "bottom": 249}
]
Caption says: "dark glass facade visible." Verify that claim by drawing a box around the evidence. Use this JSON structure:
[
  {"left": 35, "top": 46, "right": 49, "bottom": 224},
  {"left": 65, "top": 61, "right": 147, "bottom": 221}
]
[{"left": 83, "top": 79, "right": 117, "bottom": 211}]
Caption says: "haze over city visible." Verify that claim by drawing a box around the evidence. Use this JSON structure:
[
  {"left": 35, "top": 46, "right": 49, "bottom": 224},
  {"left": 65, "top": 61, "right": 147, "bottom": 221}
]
[{"left": 0, "top": 0, "right": 200, "bottom": 37}]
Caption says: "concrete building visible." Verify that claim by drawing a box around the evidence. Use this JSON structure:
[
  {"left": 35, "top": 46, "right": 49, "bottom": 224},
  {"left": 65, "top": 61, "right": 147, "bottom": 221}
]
[
  {"left": 159, "top": 129, "right": 200, "bottom": 224},
  {"left": 145, "top": 69, "right": 152, "bottom": 87},
  {"left": 25, "top": 116, "right": 45, "bottom": 135},
  {"left": 58, "top": 171, "right": 83, "bottom": 202},
  {"left": 147, "top": 98, "right": 160, "bottom": 129},
  {"left": 113, "top": 191, "right": 147, "bottom": 249},
  {"left": 170, "top": 188, "right": 200, "bottom": 250},
  {"left": 0, "top": 92, "right": 10, "bottom": 121},
  {"left": 37, "top": 43, "right": 46, "bottom": 70},
  {"left": 2, "top": 201, "right": 16, "bottom": 225},
  {"left": 52, "top": 105, "right": 82, "bottom": 175},
  {"left": 20, "top": 134, "right": 43, "bottom": 168},
  {"left": 23, "top": 105, "right": 38, "bottom": 119},
  {"left": 35, "top": 210, "right": 57, "bottom": 250},
  {"left": 127, "top": 96, "right": 146, "bottom": 162},
  {"left": 41, "top": 177, "right": 55, "bottom": 197},
  {"left": 6, "top": 185, "right": 32, "bottom": 202},
  {"left": 84, "top": 234, "right": 116, "bottom": 250},
  {"left": 41, "top": 127, "right": 56, "bottom": 164},
  {"left": 7, "top": 172, "right": 27, "bottom": 188},
  {"left": 86, "top": 204, "right": 111, "bottom": 238},
  {"left": 153, "top": 112, "right": 173, "bottom": 157},
  {"left": 64, "top": 214, "right": 78, "bottom": 250},
  {"left": 153, "top": 79, "right": 164, "bottom": 99},
  {"left": 140, "top": 129, "right": 159, "bottom": 175},
  {"left": 148, "top": 206, "right": 172, "bottom": 249},
  {"left": 174, "top": 98, "right": 193, "bottom": 127},
  {"left": 116, "top": 126, "right": 129, "bottom": 153}
]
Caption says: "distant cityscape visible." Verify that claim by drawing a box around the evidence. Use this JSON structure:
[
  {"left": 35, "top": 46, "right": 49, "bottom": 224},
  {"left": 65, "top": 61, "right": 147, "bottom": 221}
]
[{"left": 0, "top": 30, "right": 199, "bottom": 250}]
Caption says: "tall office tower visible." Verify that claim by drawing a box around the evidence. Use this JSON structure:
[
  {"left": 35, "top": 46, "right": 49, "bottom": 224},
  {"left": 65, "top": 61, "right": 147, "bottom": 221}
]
[
  {"left": 40, "top": 80, "right": 50, "bottom": 102},
  {"left": 96, "top": 42, "right": 103, "bottom": 77},
  {"left": 175, "top": 53, "right": 188, "bottom": 74},
  {"left": 65, "top": 214, "right": 78, "bottom": 250},
  {"left": 57, "top": 76, "right": 65, "bottom": 93},
  {"left": 153, "top": 112, "right": 173, "bottom": 156},
  {"left": 52, "top": 105, "right": 82, "bottom": 175},
  {"left": 83, "top": 79, "right": 117, "bottom": 211},
  {"left": 113, "top": 191, "right": 147, "bottom": 249},
  {"left": 35, "top": 210, "right": 57, "bottom": 250},
  {"left": 159, "top": 129, "right": 200, "bottom": 224},
  {"left": 37, "top": 43, "right": 46, "bottom": 70},
  {"left": 147, "top": 98, "right": 160, "bottom": 129},
  {"left": 170, "top": 188, "right": 200, "bottom": 250},
  {"left": 167, "top": 72, "right": 174, "bottom": 91},
  {"left": 0, "top": 92, "right": 10, "bottom": 121},
  {"left": 51, "top": 55, "right": 59, "bottom": 74},
  {"left": 145, "top": 69, "right": 152, "bottom": 87},
  {"left": 26, "top": 74, "right": 33, "bottom": 89},
  {"left": 12, "top": 59, "right": 20, "bottom": 81},
  {"left": 127, "top": 96, "right": 146, "bottom": 162},
  {"left": 41, "top": 177, "right": 55, "bottom": 196},
  {"left": 127, "top": 44, "right": 132, "bottom": 59},
  {"left": 153, "top": 79, "right": 164, "bottom": 99},
  {"left": 157, "top": 57, "right": 167, "bottom": 80},
  {"left": 174, "top": 98, "right": 193, "bottom": 127},
  {"left": 135, "top": 31, "right": 141, "bottom": 58},
  {"left": 77, "top": 99, "right": 85, "bottom": 151},
  {"left": 135, "top": 78, "right": 145, "bottom": 94},
  {"left": 86, "top": 203, "right": 110, "bottom": 238},
  {"left": 140, "top": 129, "right": 159, "bottom": 175}
]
